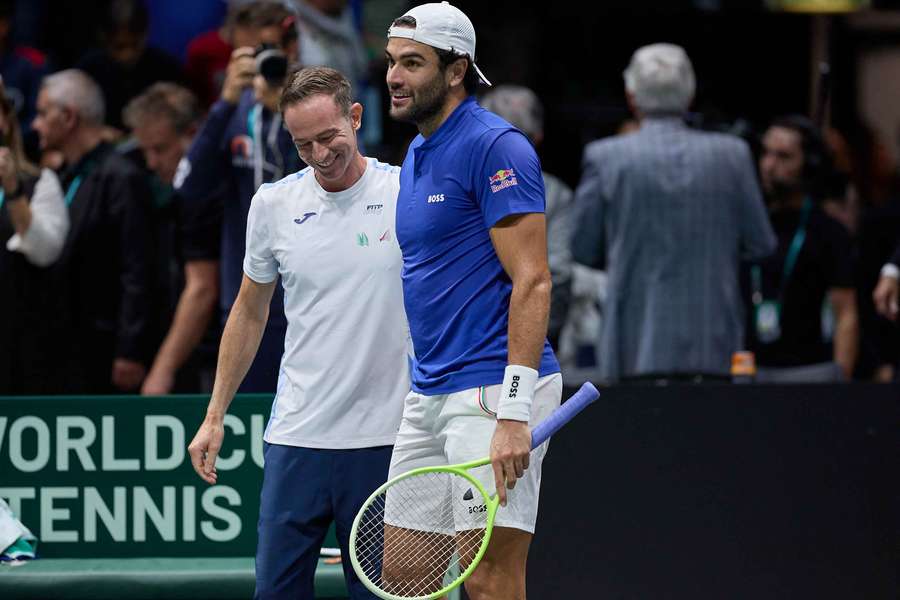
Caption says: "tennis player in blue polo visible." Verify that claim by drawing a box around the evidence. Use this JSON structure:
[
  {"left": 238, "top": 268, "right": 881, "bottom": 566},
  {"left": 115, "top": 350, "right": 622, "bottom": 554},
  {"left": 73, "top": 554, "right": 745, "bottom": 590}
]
[{"left": 385, "top": 3, "right": 562, "bottom": 599}]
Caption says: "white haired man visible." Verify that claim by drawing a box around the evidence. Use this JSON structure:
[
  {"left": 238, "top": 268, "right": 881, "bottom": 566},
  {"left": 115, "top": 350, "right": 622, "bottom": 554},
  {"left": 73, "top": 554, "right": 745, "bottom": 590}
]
[
  {"left": 571, "top": 43, "right": 777, "bottom": 382},
  {"left": 32, "top": 69, "right": 155, "bottom": 392}
]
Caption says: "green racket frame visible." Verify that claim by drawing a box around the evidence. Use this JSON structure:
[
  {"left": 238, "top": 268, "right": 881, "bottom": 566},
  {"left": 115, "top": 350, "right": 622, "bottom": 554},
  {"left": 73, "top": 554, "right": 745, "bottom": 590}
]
[
  {"left": 349, "top": 382, "right": 600, "bottom": 600},
  {"left": 349, "top": 456, "right": 497, "bottom": 600}
]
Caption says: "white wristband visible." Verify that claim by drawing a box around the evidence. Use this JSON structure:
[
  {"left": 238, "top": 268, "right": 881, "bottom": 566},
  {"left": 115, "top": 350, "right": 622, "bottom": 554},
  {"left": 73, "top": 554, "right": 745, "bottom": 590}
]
[
  {"left": 880, "top": 263, "right": 899, "bottom": 280},
  {"left": 497, "top": 365, "right": 539, "bottom": 422}
]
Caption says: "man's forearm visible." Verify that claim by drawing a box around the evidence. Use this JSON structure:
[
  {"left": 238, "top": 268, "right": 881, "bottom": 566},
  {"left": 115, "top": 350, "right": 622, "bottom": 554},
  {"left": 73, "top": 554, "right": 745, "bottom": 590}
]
[
  {"left": 833, "top": 312, "right": 859, "bottom": 379},
  {"left": 507, "top": 273, "right": 552, "bottom": 369},
  {"left": 207, "top": 299, "right": 269, "bottom": 418},
  {"left": 149, "top": 267, "right": 218, "bottom": 380}
]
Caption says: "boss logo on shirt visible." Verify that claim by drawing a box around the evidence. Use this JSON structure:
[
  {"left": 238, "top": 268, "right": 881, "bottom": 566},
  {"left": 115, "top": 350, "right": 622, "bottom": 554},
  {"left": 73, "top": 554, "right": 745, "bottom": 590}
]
[
  {"left": 427, "top": 194, "right": 445, "bottom": 203},
  {"left": 489, "top": 168, "right": 518, "bottom": 193}
]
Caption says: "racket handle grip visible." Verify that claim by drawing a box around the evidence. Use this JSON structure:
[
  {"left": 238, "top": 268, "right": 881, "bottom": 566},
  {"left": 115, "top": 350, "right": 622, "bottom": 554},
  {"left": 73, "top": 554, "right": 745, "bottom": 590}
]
[{"left": 530, "top": 382, "right": 600, "bottom": 449}]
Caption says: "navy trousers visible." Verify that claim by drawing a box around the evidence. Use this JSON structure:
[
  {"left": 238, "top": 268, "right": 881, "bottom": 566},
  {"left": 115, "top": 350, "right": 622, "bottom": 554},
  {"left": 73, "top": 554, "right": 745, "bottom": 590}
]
[{"left": 254, "top": 443, "right": 392, "bottom": 600}]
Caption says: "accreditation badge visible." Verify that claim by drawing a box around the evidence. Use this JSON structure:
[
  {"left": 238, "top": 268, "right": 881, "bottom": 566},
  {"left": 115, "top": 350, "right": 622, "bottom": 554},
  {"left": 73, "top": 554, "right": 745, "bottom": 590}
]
[{"left": 755, "top": 300, "right": 781, "bottom": 343}]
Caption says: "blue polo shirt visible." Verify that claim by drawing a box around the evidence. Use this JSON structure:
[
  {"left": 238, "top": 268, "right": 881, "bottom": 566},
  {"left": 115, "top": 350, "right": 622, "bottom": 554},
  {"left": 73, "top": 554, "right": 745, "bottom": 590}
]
[{"left": 396, "top": 96, "right": 560, "bottom": 394}]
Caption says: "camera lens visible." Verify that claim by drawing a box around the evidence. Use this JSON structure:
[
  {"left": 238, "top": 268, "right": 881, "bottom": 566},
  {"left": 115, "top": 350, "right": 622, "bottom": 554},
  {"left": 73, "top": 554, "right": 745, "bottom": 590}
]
[{"left": 255, "top": 45, "right": 289, "bottom": 85}]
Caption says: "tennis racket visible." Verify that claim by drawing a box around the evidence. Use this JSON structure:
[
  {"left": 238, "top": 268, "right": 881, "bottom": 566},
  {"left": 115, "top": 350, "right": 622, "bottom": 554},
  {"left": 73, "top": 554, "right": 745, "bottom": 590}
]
[{"left": 349, "top": 381, "right": 600, "bottom": 600}]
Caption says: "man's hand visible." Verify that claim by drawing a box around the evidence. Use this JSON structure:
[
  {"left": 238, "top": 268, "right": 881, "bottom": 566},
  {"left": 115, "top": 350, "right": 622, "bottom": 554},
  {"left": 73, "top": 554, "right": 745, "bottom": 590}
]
[
  {"left": 873, "top": 274, "right": 899, "bottom": 321},
  {"left": 188, "top": 417, "right": 225, "bottom": 485},
  {"left": 141, "top": 366, "right": 175, "bottom": 396},
  {"left": 489, "top": 419, "right": 531, "bottom": 507},
  {"left": 221, "top": 47, "right": 256, "bottom": 104},
  {"left": 111, "top": 358, "right": 146, "bottom": 391}
]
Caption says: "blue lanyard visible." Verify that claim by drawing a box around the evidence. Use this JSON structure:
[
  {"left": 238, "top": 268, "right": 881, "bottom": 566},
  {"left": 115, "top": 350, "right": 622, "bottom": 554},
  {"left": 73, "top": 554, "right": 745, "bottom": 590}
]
[
  {"left": 752, "top": 197, "right": 813, "bottom": 304},
  {"left": 64, "top": 175, "right": 83, "bottom": 206},
  {"left": 2, "top": 167, "right": 89, "bottom": 209},
  {"left": 247, "top": 104, "right": 261, "bottom": 140},
  {"left": 780, "top": 197, "right": 812, "bottom": 288}
]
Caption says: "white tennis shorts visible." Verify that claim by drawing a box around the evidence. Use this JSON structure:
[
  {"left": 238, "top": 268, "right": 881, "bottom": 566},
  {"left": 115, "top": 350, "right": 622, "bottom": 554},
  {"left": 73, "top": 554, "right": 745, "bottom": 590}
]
[{"left": 386, "top": 373, "right": 562, "bottom": 534}]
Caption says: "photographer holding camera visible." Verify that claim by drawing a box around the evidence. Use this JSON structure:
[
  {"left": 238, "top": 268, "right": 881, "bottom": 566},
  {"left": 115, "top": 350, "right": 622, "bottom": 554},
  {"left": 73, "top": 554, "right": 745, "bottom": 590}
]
[
  {"left": 0, "top": 79, "right": 70, "bottom": 394},
  {"left": 176, "top": 7, "right": 303, "bottom": 393}
]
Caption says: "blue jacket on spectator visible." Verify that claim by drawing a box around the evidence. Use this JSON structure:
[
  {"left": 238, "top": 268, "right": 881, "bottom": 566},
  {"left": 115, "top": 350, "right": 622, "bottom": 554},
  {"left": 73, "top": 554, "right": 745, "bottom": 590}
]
[{"left": 176, "top": 88, "right": 303, "bottom": 391}]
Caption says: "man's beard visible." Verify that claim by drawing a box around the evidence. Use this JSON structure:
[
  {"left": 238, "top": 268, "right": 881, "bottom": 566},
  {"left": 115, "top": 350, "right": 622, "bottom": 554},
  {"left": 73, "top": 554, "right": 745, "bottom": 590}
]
[
  {"left": 764, "top": 176, "right": 808, "bottom": 208},
  {"left": 391, "top": 72, "right": 448, "bottom": 126}
]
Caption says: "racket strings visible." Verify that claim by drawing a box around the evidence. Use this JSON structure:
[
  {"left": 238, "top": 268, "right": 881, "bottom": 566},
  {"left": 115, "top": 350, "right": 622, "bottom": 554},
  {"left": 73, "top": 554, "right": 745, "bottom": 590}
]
[{"left": 353, "top": 471, "right": 489, "bottom": 598}]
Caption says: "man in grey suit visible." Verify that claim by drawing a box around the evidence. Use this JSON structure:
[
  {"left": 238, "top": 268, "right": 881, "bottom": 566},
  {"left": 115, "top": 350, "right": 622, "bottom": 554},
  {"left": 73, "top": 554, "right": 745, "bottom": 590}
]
[{"left": 571, "top": 43, "right": 776, "bottom": 382}]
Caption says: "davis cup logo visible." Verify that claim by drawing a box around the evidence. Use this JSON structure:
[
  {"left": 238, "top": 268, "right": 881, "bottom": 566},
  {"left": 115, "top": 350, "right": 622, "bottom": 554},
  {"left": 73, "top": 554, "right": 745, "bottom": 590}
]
[{"left": 489, "top": 168, "right": 518, "bottom": 193}]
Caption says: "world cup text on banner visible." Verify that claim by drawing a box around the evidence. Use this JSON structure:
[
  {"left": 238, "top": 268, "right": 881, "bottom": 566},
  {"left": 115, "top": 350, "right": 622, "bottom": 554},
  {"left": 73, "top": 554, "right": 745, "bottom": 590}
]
[{"left": 0, "top": 395, "right": 273, "bottom": 558}]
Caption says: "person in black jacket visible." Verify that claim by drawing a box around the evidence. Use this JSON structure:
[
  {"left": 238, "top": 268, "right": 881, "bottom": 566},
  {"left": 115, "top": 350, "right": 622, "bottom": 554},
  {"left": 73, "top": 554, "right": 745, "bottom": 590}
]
[
  {"left": 32, "top": 69, "right": 154, "bottom": 393},
  {"left": 123, "top": 83, "right": 223, "bottom": 395}
]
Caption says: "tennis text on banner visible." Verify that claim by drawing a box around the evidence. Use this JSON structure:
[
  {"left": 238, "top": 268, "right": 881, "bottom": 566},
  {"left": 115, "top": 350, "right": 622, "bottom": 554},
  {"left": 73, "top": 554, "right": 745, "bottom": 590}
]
[{"left": 0, "top": 410, "right": 268, "bottom": 552}]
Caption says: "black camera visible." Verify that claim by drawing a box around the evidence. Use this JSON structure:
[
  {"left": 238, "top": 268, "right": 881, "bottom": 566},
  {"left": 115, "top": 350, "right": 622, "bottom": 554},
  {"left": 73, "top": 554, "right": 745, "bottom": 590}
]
[{"left": 254, "top": 44, "right": 289, "bottom": 86}]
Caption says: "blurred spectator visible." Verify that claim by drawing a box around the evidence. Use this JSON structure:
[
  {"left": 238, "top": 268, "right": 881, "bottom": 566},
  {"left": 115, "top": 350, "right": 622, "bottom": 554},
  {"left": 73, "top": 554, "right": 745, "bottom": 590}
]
[
  {"left": 572, "top": 43, "right": 776, "bottom": 383},
  {"left": 556, "top": 264, "right": 606, "bottom": 370},
  {"left": 821, "top": 170, "right": 861, "bottom": 236},
  {"left": 831, "top": 118, "right": 899, "bottom": 210},
  {"left": 824, "top": 122, "right": 897, "bottom": 382},
  {"left": 859, "top": 200, "right": 900, "bottom": 381},
  {"left": 829, "top": 121, "right": 900, "bottom": 382},
  {"left": 751, "top": 115, "right": 858, "bottom": 381},
  {"left": 479, "top": 84, "right": 574, "bottom": 351},
  {"left": 123, "top": 83, "right": 222, "bottom": 395},
  {"left": 0, "top": 0, "right": 46, "bottom": 150},
  {"left": 0, "top": 79, "right": 68, "bottom": 394},
  {"left": 145, "top": 0, "right": 228, "bottom": 62},
  {"left": 176, "top": 40, "right": 303, "bottom": 392},
  {"left": 33, "top": 69, "right": 155, "bottom": 393},
  {"left": 185, "top": 1, "right": 296, "bottom": 109},
  {"left": 291, "top": 1, "right": 367, "bottom": 102},
  {"left": 873, "top": 243, "right": 899, "bottom": 323},
  {"left": 77, "top": 0, "right": 185, "bottom": 134}
]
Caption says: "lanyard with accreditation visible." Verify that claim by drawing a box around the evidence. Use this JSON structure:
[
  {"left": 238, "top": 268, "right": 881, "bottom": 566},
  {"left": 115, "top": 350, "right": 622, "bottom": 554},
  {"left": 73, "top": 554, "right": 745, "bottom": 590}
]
[
  {"left": 751, "top": 197, "right": 812, "bottom": 344},
  {"left": 0, "top": 162, "right": 93, "bottom": 211},
  {"left": 62, "top": 159, "right": 99, "bottom": 207}
]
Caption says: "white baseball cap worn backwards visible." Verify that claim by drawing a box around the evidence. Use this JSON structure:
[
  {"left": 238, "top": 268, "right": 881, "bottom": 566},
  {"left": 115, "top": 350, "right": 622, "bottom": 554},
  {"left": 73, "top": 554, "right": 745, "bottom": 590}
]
[{"left": 387, "top": 1, "right": 492, "bottom": 86}]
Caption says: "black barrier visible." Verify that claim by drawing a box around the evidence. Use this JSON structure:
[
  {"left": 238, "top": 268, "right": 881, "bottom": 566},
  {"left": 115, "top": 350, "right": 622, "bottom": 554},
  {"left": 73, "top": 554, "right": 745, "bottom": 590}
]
[
  {"left": 531, "top": 383, "right": 899, "bottom": 600},
  {"left": 2, "top": 385, "right": 897, "bottom": 599}
]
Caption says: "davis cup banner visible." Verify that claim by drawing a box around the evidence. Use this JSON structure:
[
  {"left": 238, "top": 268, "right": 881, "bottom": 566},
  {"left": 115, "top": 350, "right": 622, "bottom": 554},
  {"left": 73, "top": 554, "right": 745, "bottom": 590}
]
[{"left": 0, "top": 395, "right": 272, "bottom": 558}]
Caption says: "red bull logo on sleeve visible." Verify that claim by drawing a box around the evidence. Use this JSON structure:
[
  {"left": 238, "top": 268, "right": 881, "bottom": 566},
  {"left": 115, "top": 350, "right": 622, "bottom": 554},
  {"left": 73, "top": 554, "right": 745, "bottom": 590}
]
[{"left": 489, "top": 168, "right": 518, "bottom": 193}]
